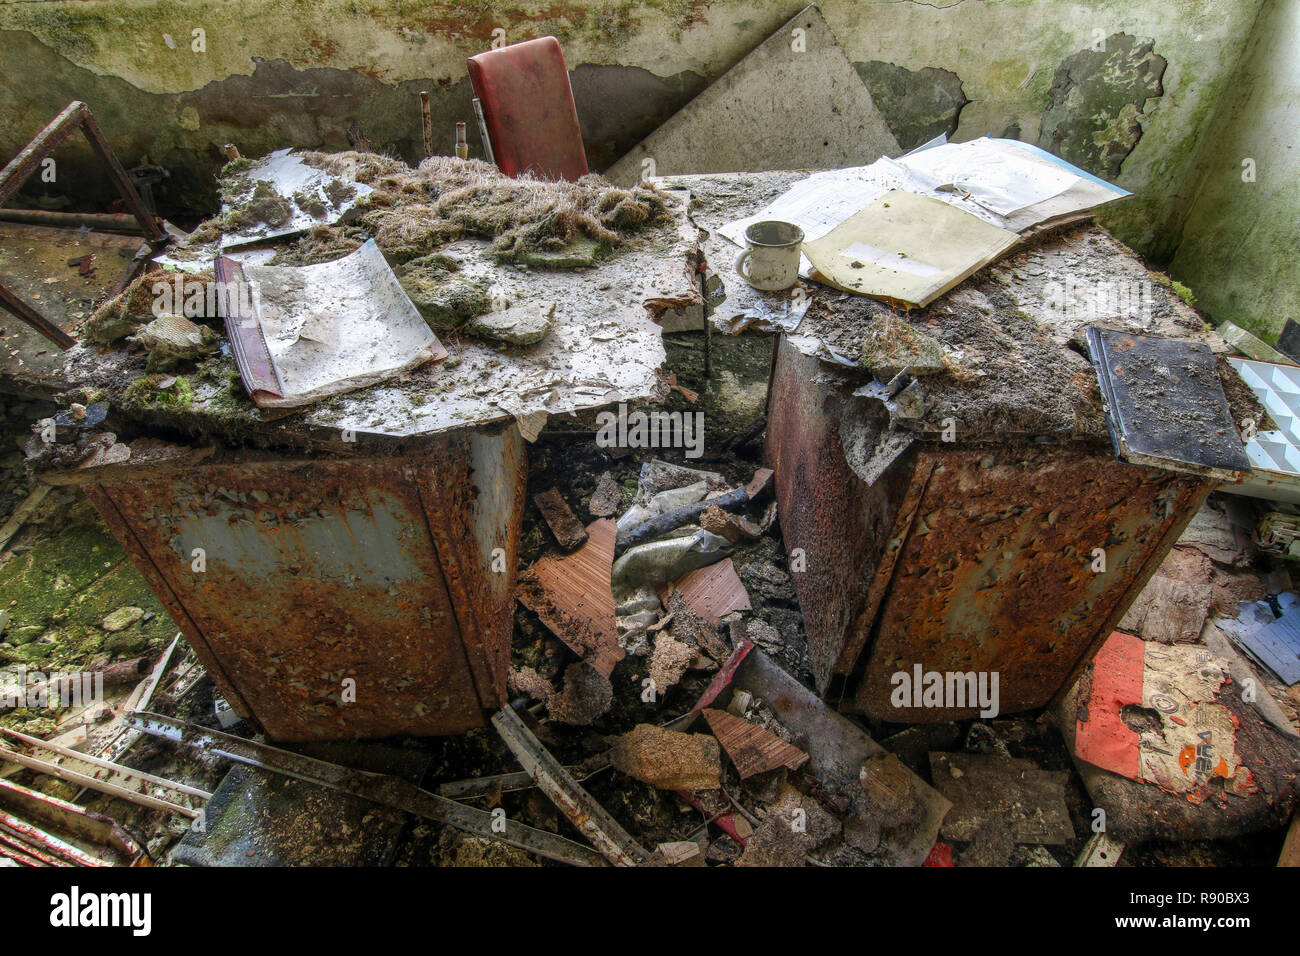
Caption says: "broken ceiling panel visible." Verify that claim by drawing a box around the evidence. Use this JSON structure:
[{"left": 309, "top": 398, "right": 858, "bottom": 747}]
[{"left": 605, "top": 5, "right": 900, "bottom": 185}]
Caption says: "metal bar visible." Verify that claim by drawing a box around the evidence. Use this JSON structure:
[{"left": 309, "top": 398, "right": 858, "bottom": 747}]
[
  {"left": 0, "top": 828, "right": 62, "bottom": 866},
  {"left": 98, "top": 633, "right": 180, "bottom": 763},
  {"left": 0, "top": 282, "right": 76, "bottom": 349},
  {"left": 0, "top": 100, "right": 169, "bottom": 349},
  {"left": 472, "top": 98, "right": 496, "bottom": 167},
  {"left": 0, "top": 209, "right": 147, "bottom": 232},
  {"left": 492, "top": 705, "right": 647, "bottom": 866},
  {"left": 0, "top": 746, "right": 199, "bottom": 818},
  {"left": 0, "top": 837, "right": 52, "bottom": 866},
  {"left": 127, "top": 712, "right": 608, "bottom": 867},
  {"left": 0, "top": 101, "right": 86, "bottom": 208},
  {"left": 701, "top": 267, "right": 712, "bottom": 378},
  {"left": 1075, "top": 831, "right": 1125, "bottom": 867},
  {"left": 438, "top": 770, "right": 535, "bottom": 799},
  {"left": 438, "top": 761, "right": 608, "bottom": 800},
  {"left": 78, "top": 109, "right": 167, "bottom": 244},
  {"left": 0, "top": 777, "right": 145, "bottom": 862},
  {"left": 0, "top": 809, "right": 110, "bottom": 867},
  {"left": 1, "top": 726, "right": 210, "bottom": 800}
]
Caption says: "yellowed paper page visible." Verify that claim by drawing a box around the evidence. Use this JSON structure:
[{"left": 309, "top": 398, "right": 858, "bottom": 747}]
[{"left": 803, "top": 190, "right": 1021, "bottom": 307}]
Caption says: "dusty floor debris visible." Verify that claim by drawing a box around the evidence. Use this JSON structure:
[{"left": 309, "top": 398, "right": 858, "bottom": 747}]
[
  {"left": 608, "top": 724, "right": 722, "bottom": 791},
  {"left": 0, "top": 43, "right": 1297, "bottom": 880}
]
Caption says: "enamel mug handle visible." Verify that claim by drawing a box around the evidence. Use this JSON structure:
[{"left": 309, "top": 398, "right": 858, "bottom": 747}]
[{"left": 734, "top": 247, "right": 752, "bottom": 280}]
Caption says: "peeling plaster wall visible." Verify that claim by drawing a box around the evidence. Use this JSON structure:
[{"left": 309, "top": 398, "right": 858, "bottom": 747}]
[
  {"left": 1168, "top": 0, "right": 1298, "bottom": 342},
  {"left": 0, "top": 0, "right": 1264, "bottom": 259}
]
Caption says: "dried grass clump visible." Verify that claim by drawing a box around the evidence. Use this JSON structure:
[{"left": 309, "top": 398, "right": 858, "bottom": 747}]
[
  {"left": 358, "top": 155, "right": 672, "bottom": 265},
  {"left": 298, "top": 149, "right": 408, "bottom": 185},
  {"left": 82, "top": 268, "right": 218, "bottom": 344},
  {"left": 180, "top": 150, "right": 674, "bottom": 271},
  {"left": 267, "top": 225, "right": 366, "bottom": 266}
]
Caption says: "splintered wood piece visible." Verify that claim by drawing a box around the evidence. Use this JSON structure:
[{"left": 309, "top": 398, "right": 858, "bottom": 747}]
[
  {"left": 534, "top": 487, "right": 588, "bottom": 552},
  {"left": 1117, "top": 574, "right": 1212, "bottom": 645},
  {"left": 745, "top": 467, "right": 774, "bottom": 499},
  {"left": 658, "top": 558, "right": 751, "bottom": 626},
  {"left": 702, "top": 707, "right": 809, "bottom": 779},
  {"left": 516, "top": 518, "right": 623, "bottom": 677}
]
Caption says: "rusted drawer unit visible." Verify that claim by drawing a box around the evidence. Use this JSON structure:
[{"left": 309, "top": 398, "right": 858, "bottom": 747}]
[
  {"left": 74, "top": 427, "right": 524, "bottom": 742},
  {"left": 765, "top": 337, "right": 1211, "bottom": 721}
]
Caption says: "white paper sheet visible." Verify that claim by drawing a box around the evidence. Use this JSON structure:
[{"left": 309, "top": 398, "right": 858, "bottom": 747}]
[
  {"left": 245, "top": 240, "right": 445, "bottom": 406},
  {"left": 896, "top": 138, "right": 1076, "bottom": 216}
]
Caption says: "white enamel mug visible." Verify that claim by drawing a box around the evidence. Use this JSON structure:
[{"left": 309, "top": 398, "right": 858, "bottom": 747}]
[{"left": 734, "top": 220, "right": 804, "bottom": 292}]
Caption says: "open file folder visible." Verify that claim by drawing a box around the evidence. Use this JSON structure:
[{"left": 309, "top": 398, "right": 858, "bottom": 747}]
[
  {"left": 719, "top": 137, "right": 1130, "bottom": 308},
  {"left": 218, "top": 239, "right": 448, "bottom": 408}
]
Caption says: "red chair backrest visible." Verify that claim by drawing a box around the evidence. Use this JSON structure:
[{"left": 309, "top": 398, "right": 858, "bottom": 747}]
[{"left": 467, "top": 36, "right": 589, "bottom": 182}]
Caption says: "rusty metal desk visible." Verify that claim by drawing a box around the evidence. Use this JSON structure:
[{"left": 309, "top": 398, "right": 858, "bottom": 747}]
[
  {"left": 674, "top": 170, "right": 1242, "bottom": 722},
  {"left": 43, "top": 189, "right": 701, "bottom": 742}
]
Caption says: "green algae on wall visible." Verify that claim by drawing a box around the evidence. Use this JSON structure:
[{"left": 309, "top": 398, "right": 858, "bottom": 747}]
[
  {"left": 1168, "top": 0, "right": 1299, "bottom": 342},
  {"left": 0, "top": 0, "right": 1268, "bottom": 258}
]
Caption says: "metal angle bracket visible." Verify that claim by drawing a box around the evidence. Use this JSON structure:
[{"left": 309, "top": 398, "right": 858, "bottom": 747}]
[{"left": 126, "top": 711, "right": 607, "bottom": 867}]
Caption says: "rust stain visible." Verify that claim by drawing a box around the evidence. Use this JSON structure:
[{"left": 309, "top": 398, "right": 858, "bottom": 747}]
[
  {"left": 766, "top": 335, "right": 1211, "bottom": 721},
  {"left": 852, "top": 447, "right": 1209, "bottom": 720},
  {"left": 81, "top": 439, "right": 521, "bottom": 742}
]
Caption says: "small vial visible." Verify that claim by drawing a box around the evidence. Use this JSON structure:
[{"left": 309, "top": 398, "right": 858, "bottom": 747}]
[{"left": 455, "top": 122, "right": 468, "bottom": 160}]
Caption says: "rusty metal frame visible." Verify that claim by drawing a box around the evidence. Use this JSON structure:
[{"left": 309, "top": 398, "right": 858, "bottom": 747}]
[
  {"left": 1048, "top": 479, "right": 1214, "bottom": 707},
  {"left": 765, "top": 334, "right": 1217, "bottom": 721},
  {"left": 0, "top": 776, "right": 147, "bottom": 864},
  {"left": 0, "top": 100, "right": 168, "bottom": 349},
  {"left": 846, "top": 448, "right": 1213, "bottom": 720},
  {"left": 129, "top": 712, "right": 608, "bottom": 867}
]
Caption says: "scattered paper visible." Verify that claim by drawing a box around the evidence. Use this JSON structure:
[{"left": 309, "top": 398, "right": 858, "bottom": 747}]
[{"left": 897, "top": 137, "right": 1076, "bottom": 216}]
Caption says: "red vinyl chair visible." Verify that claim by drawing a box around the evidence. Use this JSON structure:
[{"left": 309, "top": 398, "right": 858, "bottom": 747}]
[{"left": 467, "top": 36, "right": 589, "bottom": 182}]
